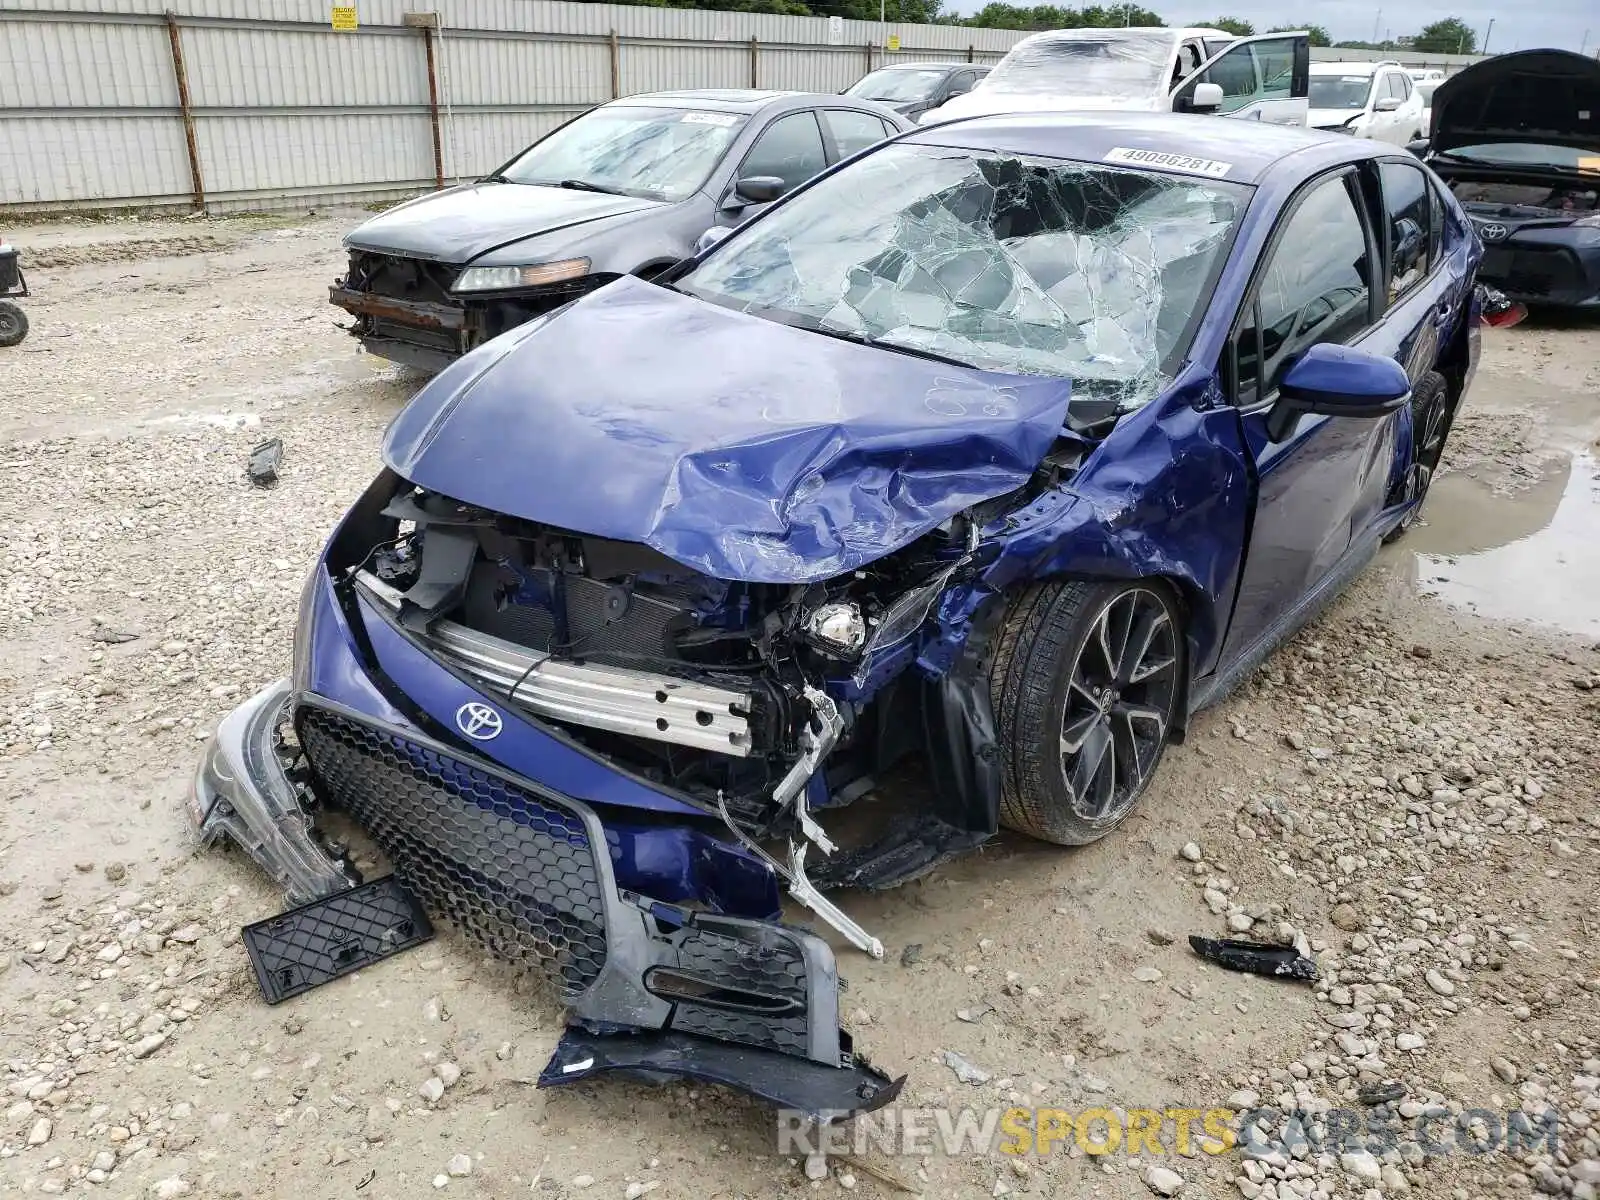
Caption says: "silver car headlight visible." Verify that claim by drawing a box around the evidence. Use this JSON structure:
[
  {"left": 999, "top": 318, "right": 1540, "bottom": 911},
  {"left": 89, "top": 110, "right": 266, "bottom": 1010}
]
[
  {"left": 803, "top": 601, "right": 868, "bottom": 659},
  {"left": 452, "top": 257, "right": 590, "bottom": 292}
]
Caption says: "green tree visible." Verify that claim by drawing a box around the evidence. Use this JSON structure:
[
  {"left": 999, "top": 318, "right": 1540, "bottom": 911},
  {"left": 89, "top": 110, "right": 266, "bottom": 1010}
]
[
  {"left": 961, "top": 3, "right": 1164, "bottom": 29},
  {"left": 1267, "top": 23, "right": 1330, "bottom": 47},
  {"left": 1207, "top": 16, "right": 1254, "bottom": 35},
  {"left": 1412, "top": 16, "right": 1475, "bottom": 54}
]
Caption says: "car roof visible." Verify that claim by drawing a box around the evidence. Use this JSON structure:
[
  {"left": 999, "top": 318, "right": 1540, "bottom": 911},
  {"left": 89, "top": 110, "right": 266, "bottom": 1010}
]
[
  {"left": 872, "top": 61, "right": 973, "bottom": 72},
  {"left": 1310, "top": 61, "right": 1394, "bottom": 75},
  {"left": 620, "top": 89, "right": 906, "bottom": 115},
  {"left": 903, "top": 111, "right": 1383, "bottom": 186}
]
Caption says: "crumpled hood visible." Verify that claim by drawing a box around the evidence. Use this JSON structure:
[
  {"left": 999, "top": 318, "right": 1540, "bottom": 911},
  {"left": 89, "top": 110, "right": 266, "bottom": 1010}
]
[
  {"left": 344, "top": 182, "right": 662, "bottom": 264},
  {"left": 382, "top": 277, "right": 1072, "bottom": 583},
  {"left": 1430, "top": 49, "right": 1600, "bottom": 157}
]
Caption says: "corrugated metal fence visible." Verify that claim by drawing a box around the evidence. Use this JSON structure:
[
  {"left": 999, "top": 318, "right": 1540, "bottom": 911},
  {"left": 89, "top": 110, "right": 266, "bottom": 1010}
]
[{"left": 0, "top": 0, "right": 1487, "bottom": 216}]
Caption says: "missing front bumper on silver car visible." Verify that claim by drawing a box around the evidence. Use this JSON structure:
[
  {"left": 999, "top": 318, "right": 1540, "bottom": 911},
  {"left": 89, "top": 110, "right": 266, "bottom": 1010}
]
[
  {"left": 355, "top": 571, "right": 755, "bottom": 756},
  {"left": 188, "top": 678, "right": 354, "bottom": 905}
]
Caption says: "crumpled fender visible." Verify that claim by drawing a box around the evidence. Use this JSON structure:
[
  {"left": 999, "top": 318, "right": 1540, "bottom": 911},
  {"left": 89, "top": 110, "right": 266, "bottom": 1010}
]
[{"left": 923, "top": 375, "right": 1252, "bottom": 685}]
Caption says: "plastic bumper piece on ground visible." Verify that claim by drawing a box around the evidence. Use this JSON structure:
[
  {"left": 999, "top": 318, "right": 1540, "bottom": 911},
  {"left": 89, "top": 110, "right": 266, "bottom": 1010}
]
[
  {"left": 189, "top": 679, "right": 356, "bottom": 905},
  {"left": 190, "top": 680, "right": 901, "bottom": 1119},
  {"left": 542, "top": 1025, "right": 905, "bottom": 1120}
]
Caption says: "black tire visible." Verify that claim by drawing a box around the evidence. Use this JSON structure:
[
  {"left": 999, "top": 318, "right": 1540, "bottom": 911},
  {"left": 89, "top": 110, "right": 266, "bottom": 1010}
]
[
  {"left": 990, "top": 579, "right": 1185, "bottom": 845},
  {"left": 0, "top": 301, "right": 27, "bottom": 347},
  {"left": 1383, "top": 369, "right": 1451, "bottom": 544}
]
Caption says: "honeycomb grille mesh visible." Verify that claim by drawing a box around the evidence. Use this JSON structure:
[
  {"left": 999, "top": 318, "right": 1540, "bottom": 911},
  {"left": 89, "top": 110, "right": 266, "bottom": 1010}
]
[
  {"left": 296, "top": 706, "right": 608, "bottom": 994},
  {"left": 668, "top": 928, "right": 811, "bottom": 1055}
]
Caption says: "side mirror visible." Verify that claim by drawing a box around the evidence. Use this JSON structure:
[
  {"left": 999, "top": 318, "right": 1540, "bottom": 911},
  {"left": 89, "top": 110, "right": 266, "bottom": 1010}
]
[
  {"left": 1406, "top": 138, "right": 1431, "bottom": 159},
  {"left": 693, "top": 225, "right": 733, "bottom": 256},
  {"left": 1189, "top": 82, "right": 1225, "bottom": 113},
  {"left": 1374, "top": 96, "right": 1402, "bottom": 112},
  {"left": 733, "top": 175, "right": 786, "bottom": 205},
  {"left": 1265, "top": 344, "right": 1411, "bottom": 442}
]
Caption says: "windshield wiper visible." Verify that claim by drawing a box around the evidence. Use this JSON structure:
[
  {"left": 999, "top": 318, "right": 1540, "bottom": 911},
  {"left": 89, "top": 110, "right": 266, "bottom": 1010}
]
[
  {"left": 804, "top": 324, "right": 978, "bottom": 369},
  {"left": 557, "top": 178, "right": 628, "bottom": 196}
]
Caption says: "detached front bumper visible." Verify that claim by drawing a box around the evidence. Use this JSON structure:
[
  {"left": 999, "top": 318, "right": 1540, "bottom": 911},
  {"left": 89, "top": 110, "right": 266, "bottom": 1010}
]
[{"left": 191, "top": 680, "right": 901, "bottom": 1119}]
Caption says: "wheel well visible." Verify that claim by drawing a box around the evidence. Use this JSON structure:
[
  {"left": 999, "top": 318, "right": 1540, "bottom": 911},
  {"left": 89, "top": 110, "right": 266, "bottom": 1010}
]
[{"left": 1438, "top": 307, "right": 1472, "bottom": 406}]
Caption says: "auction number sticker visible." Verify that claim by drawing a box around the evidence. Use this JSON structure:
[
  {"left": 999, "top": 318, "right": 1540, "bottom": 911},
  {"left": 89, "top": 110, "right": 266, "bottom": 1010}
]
[
  {"left": 1104, "top": 146, "right": 1233, "bottom": 178},
  {"left": 681, "top": 112, "right": 740, "bottom": 126}
]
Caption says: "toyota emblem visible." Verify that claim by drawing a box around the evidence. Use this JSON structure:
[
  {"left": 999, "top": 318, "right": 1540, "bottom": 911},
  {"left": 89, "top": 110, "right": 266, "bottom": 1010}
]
[
  {"left": 454, "top": 701, "right": 503, "bottom": 741},
  {"left": 1479, "top": 222, "right": 1509, "bottom": 243}
]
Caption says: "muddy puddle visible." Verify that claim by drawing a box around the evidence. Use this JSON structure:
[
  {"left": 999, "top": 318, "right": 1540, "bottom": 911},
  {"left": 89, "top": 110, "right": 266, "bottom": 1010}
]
[{"left": 1408, "top": 453, "right": 1600, "bottom": 637}]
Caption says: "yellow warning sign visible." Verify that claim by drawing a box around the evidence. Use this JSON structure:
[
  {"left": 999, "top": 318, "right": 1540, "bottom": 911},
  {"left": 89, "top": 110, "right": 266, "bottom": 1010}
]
[
  {"left": 331, "top": 5, "right": 358, "bottom": 31},
  {"left": 887, "top": 34, "right": 901, "bottom": 51}
]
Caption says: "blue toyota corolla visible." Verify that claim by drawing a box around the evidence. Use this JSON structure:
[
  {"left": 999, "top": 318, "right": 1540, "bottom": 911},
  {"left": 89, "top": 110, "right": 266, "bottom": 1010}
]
[{"left": 192, "top": 112, "right": 1481, "bottom": 1116}]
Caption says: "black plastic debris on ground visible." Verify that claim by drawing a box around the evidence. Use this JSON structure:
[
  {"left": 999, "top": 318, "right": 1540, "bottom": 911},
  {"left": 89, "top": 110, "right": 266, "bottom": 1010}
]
[
  {"left": 1188, "top": 935, "right": 1318, "bottom": 982},
  {"left": 1358, "top": 1081, "right": 1408, "bottom": 1106},
  {"left": 247, "top": 437, "right": 284, "bottom": 487},
  {"left": 242, "top": 875, "right": 433, "bottom": 1004}
]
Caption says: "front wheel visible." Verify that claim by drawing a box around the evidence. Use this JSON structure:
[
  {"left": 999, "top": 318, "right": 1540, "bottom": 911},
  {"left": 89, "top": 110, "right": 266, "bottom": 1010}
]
[
  {"left": 0, "top": 301, "right": 27, "bottom": 347},
  {"left": 990, "top": 580, "right": 1185, "bottom": 845}
]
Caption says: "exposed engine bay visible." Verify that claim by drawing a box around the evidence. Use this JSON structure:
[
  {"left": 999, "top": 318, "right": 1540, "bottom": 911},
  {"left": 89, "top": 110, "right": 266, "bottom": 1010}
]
[
  {"left": 329, "top": 475, "right": 1059, "bottom": 955},
  {"left": 1448, "top": 179, "right": 1600, "bottom": 217}
]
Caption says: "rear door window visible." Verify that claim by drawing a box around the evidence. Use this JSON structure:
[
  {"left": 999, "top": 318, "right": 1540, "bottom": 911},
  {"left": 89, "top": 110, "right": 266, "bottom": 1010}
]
[
  {"left": 824, "top": 109, "right": 891, "bottom": 161},
  {"left": 1379, "top": 160, "right": 1433, "bottom": 299}
]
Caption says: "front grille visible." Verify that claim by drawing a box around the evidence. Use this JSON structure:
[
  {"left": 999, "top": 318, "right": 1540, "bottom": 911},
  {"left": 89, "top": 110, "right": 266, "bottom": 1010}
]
[
  {"left": 1481, "top": 246, "right": 1583, "bottom": 297},
  {"left": 346, "top": 250, "right": 461, "bottom": 305},
  {"left": 463, "top": 562, "right": 685, "bottom": 665},
  {"left": 296, "top": 705, "right": 609, "bottom": 994}
]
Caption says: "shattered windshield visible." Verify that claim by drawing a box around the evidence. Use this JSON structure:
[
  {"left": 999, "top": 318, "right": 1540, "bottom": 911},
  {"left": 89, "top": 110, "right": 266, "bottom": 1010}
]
[
  {"left": 677, "top": 142, "right": 1248, "bottom": 410},
  {"left": 497, "top": 106, "right": 748, "bottom": 202},
  {"left": 981, "top": 29, "right": 1177, "bottom": 103},
  {"left": 847, "top": 68, "right": 947, "bottom": 103}
]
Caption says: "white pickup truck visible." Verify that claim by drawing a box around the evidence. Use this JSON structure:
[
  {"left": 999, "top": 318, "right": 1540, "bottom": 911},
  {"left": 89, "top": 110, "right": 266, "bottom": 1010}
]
[{"left": 926, "top": 27, "right": 1312, "bottom": 128}]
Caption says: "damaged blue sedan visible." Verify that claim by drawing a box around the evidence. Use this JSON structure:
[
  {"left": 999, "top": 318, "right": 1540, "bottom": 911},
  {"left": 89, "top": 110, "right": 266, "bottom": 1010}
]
[{"left": 191, "top": 112, "right": 1482, "bottom": 1117}]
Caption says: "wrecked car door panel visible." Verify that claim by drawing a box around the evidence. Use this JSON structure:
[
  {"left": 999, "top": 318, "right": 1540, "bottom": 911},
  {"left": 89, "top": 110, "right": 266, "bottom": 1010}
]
[{"left": 1216, "top": 168, "right": 1389, "bottom": 667}]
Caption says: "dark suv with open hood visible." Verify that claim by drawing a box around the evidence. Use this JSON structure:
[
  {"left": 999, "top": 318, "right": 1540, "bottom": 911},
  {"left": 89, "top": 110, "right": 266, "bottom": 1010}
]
[
  {"left": 1419, "top": 50, "right": 1600, "bottom": 307},
  {"left": 330, "top": 90, "right": 910, "bottom": 371}
]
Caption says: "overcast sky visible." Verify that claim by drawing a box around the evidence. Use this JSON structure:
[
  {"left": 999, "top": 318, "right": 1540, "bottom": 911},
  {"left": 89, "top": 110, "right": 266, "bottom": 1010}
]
[{"left": 941, "top": 0, "right": 1595, "bottom": 54}]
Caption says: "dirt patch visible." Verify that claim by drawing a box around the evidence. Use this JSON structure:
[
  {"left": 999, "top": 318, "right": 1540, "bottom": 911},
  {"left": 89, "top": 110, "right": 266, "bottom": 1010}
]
[{"left": 24, "top": 235, "right": 232, "bottom": 270}]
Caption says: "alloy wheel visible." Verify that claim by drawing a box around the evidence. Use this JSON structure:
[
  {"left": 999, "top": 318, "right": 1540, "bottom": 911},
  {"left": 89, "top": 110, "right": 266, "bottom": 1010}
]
[{"left": 1058, "top": 588, "right": 1181, "bottom": 822}]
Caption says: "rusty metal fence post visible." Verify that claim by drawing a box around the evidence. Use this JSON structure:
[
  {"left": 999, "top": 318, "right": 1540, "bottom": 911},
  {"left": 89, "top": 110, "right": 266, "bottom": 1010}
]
[
  {"left": 418, "top": 20, "right": 445, "bottom": 188},
  {"left": 749, "top": 36, "right": 758, "bottom": 87},
  {"left": 162, "top": 11, "right": 206, "bottom": 212},
  {"left": 609, "top": 30, "right": 621, "bottom": 98}
]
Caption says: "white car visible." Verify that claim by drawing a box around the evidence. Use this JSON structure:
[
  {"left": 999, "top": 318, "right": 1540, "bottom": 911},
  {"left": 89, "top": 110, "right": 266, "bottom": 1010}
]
[
  {"left": 926, "top": 26, "right": 1312, "bottom": 128},
  {"left": 1308, "top": 61, "right": 1427, "bottom": 144},
  {"left": 1414, "top": 79, "right": 1441, "bottom": 137}
]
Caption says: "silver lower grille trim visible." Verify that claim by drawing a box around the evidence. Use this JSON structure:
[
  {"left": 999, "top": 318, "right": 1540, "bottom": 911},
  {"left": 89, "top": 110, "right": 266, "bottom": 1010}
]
[{"left": 356, "top": 572, "right": 754, "bottom": 757}]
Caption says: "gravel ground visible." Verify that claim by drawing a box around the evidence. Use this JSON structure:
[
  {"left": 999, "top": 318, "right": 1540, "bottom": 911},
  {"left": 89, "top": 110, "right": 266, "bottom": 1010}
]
[{"left": 0, "top": 216, "right": 1597, "bottom": 1200}]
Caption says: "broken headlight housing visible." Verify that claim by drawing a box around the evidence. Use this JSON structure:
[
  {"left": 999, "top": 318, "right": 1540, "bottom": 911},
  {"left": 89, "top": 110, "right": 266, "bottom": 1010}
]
[
  {"left": 452, "top": 258, "right": 591, "bottom": 292},
  {"left": 802, "top": 601, "right": 867, "bottom": 659}
]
